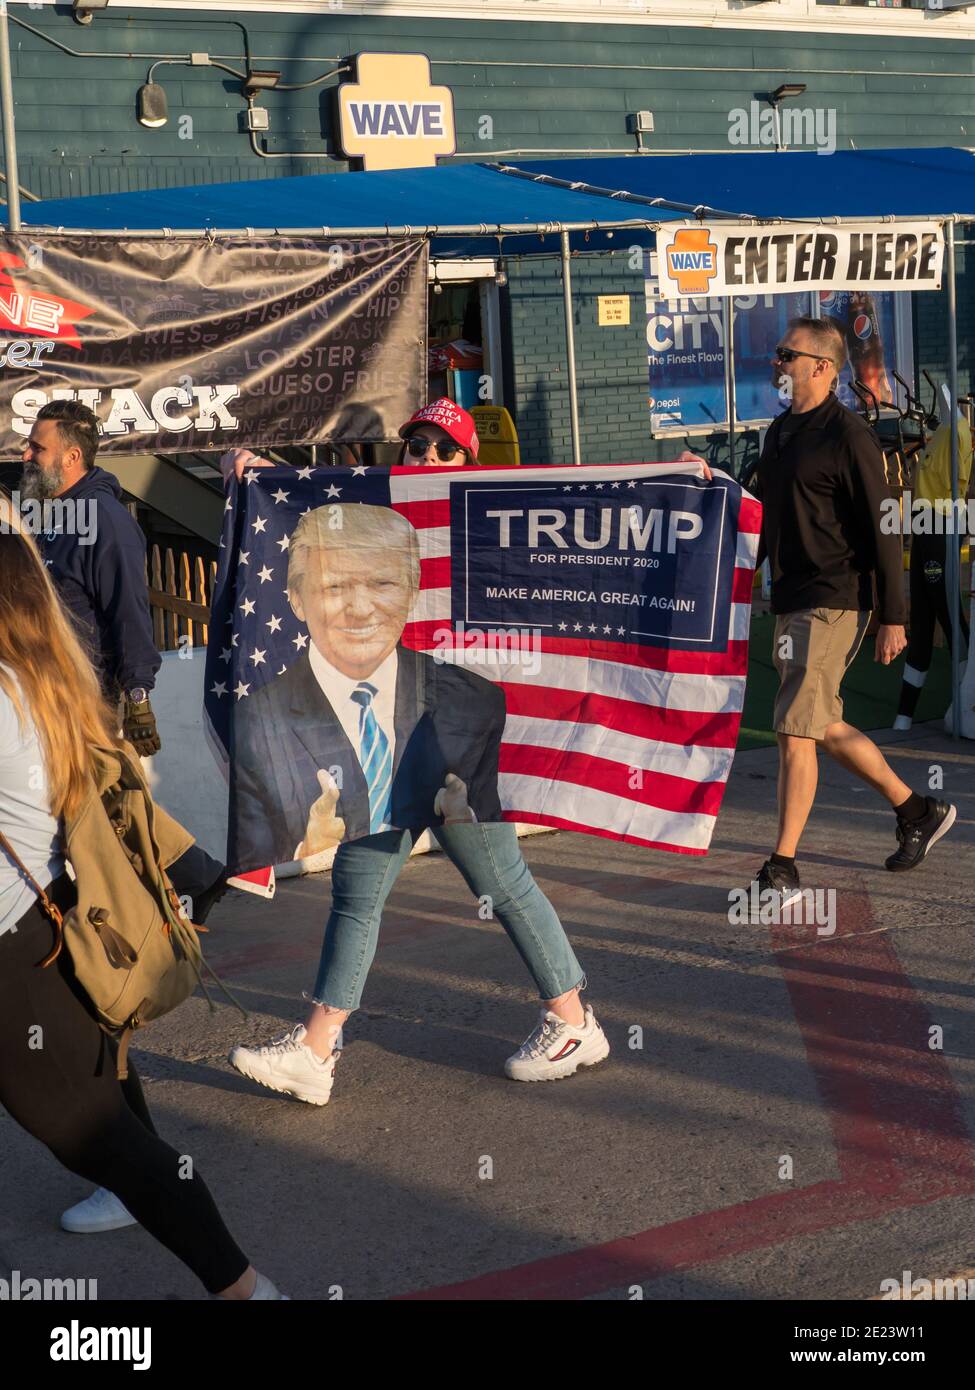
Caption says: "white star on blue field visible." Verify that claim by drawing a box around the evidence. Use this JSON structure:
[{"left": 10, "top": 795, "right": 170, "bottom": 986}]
[{"left": 205, "top": 466, "right": 393, "bottom": 750}]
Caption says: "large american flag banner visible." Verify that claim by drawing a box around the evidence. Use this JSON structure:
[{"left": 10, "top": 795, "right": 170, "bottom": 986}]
[{"left": 205, "top": 460, "right": 760, "bottom": 875}]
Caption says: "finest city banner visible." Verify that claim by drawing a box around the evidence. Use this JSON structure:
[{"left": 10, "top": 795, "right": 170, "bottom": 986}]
[
  {"left": 645, "top": 284, "right": 904, "bottom": 432},
  {"left": 206, "top": 461, "right": 761, "bottom": 878},
  {"left": 0, "top": 235, "right": 427, "bottom": 456}
]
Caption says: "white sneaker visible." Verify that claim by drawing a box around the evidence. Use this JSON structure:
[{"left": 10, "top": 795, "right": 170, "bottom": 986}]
[
  {"left": 212, "top": 1271, "right": 290, "bottom": 1302},
  {"left": 251, "top": 1271, "right": 290, "bottom": 1299},
  {"left": 505, "top": 1005, "right": 610, "bottom": 1082},
  {"left": 61, "top": 1187, "right": 138, "bottom": 1234},
  {"left": 229, "top": 1024, "right": 339, "bottom": 1106}
]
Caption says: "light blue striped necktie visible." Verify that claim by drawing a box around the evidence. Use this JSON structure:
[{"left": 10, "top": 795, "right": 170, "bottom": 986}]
[{"left": 351, "top": 682, "right": 393, "bottom": 833}]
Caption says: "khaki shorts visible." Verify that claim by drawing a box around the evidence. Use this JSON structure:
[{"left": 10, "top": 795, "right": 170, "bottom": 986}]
[{"left": 772, "top": 608, "right": 871, "bottom": 739}]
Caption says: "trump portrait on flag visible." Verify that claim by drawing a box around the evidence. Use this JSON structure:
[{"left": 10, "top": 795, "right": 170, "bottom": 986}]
[{"left": 230, "top": 502, "right": 506, "bottom": 870}]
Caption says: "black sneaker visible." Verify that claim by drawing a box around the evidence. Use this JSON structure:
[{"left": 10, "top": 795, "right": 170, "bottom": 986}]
[
  {"left": 744, "top": 859, "right": 802, "bottom": 921},
  {"left": 885, "top": 798, "right": 957, "bottom": 872}
]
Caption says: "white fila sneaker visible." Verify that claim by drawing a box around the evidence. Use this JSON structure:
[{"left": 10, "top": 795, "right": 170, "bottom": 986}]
[
  {"left": 229, "top": 1024, "right": 339, "bottom": 1106},
  {"left": 61, "top": 1186, "right": 138, "bottom": 1234},
  {"left": 504, "top": 1005, "right": 610, "bottom": 1082}
]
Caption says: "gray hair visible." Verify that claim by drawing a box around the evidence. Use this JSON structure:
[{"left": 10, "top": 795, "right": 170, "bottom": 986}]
[{"left": 286, "top": 503, "right": 420, "bottom": 594}]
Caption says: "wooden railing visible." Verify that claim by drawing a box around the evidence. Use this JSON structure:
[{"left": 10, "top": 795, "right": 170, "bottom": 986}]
[{"left": 147, "top": 544, "right": 216, "bottom": 651}]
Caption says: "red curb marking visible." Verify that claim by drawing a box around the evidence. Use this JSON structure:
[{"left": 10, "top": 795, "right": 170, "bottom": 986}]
[
  {"left": 209, "top": 915, "right": 452, "bottom": 979},
  {"left": 208, "top": 935, "right": 326, "bottom": 978},
  {"left": 777, "top": 928, "right": 974, "bottom": 1195},
  {"left": 209, "top": 842, "right": 754, "bottom": 981},
  {"left": 398, "top": 1183, "right": 963, "bottom": 1303},
  {"left": 397, "top": 886, "right": 975, "bottom": 1299}
]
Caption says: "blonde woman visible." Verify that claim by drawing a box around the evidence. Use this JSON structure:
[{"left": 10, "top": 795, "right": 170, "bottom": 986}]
[{"left": 0, "top": 504, "right": 284, "bottom": 1300}]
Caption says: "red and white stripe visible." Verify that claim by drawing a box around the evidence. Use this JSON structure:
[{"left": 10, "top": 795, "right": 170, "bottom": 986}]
[{"left": 390, "top": 461, "right": 759, "bottom": 855}]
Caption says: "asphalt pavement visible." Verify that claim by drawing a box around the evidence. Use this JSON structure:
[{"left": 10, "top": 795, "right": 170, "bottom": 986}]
[{"left": 1, "top": 722, "right": 973, "bottom": 1301}]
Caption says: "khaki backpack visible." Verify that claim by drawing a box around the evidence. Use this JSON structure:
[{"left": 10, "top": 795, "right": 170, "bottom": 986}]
[{"left": 0, "top": 738, "right": 242, "bottom": 1078}]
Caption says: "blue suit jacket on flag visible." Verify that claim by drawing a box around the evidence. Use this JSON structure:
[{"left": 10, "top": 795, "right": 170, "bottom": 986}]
[{"left": 230, "top": 643, "right": 505, "bottom": 870}]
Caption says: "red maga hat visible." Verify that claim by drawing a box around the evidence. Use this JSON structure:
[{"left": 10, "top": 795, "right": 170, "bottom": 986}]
[{"left": 399, "top": 398, "right": 479, "bottom": 457}]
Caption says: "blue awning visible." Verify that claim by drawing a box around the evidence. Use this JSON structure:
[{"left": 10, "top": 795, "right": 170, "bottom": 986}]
[
  {"left": 9, "top": 162, "right": 686, "bottom": 258},
  {"left": 8, "top": 147, "right": 975, "bottom": 258},
  {"left": 506, "top": 147, "right": 975, "bottom": 221}
]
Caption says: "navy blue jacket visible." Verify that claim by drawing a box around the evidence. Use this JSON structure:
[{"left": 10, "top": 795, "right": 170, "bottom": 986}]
[{"left": 36, "top": 466, "right": 161, "bottom": 700}]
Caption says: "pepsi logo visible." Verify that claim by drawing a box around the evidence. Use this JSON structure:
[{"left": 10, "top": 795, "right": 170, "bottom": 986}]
[
  {"left": 853, "top": 314, "right": 872, "bottom": 341},
  {"left": 819, "top": 291, "right": 837, "bottom": 309}
]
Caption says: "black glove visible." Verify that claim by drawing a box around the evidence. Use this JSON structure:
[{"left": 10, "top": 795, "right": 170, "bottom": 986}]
[{"left": 123, "top": 698, "right": 161, "bottom": 757}]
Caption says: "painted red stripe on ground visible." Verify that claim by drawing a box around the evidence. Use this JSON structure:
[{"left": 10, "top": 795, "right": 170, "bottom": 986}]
[
  {"left": 501, "top": 682, "right": 740, "bottom": 750},
  {"left": 397, "top": 886, "right": 975, "bottom": 1299},
  {"left": 211, "top": 916, "right": 453, "bottom": 977},
  {"left": 396, "top": 1181, "right": 963, "bottom": 1301},
  {"left": 775, "top": 917, "right": 975, "bottom": 1194},
  {"left": 499, "top": 743, "right": 728, "bottom": 815},
  {"left": 208, "top": 935, "right": 326, "bottom": 978}
]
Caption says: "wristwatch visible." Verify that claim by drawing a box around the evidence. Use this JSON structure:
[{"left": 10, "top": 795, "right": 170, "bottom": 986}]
[{"left": 126, "top": 687, "right": 149, "bottom": 705}]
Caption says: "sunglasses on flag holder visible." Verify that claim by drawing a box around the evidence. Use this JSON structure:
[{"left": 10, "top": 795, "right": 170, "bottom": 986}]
[{"left": 405, "top": 436, "right": 464, "bottom": 461}]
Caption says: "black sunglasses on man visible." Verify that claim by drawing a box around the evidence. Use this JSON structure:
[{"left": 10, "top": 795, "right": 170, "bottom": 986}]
[{"left": 773, "top": 345, "right": 829, "bottom": 365}]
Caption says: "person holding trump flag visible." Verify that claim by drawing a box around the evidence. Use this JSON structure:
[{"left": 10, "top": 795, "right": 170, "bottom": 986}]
[{"left": 225, "top": 401, "right": 610, "bottom": 1105}]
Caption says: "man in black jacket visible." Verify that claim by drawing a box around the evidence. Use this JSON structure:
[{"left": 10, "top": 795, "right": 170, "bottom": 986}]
[
  {"left": 231, "top": 501, "right": 505, "bottom": 872},
  {"left": 748, "top": 316, "right": 955, "bottom": 905},
  {"left": 23, "top": 404, "right": 162, "bottom": 719},
  {"left": 20, "top": 400, "right": 225, "bottom": 917}
]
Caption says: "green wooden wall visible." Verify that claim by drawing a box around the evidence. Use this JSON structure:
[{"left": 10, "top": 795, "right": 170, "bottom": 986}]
[
  {"left": 12, "top": 9, "right": 975, "bottom": 195},
  {"left": 7, "top": 5, "right": 974, "bottom": 463}
]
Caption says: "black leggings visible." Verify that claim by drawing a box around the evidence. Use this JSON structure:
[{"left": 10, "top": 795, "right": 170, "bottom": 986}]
[
  {"left": 898, "top": 533, "right": 971, "bottom": 720},
  {"left": 0, "top": 876, "right": 249, "bottom": 1295}
]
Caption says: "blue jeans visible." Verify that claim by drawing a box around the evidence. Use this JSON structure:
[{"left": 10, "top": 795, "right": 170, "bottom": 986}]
[{"left": 311, "top": 823, "right": 584, "bottom": 1012}]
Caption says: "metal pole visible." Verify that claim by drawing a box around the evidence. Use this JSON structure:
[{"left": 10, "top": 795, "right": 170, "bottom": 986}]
[
  {"left": 0, "top": 1, "right": 20, "bottom": 232},
  {"left": 723, "top": 296, "right": 737, "bottom": 477},
  {"left": 14, "top": 214, "right": 961, "bottom": 241},
  {"left": 946, "top": 218, "right": 961, "bottom": 739},
  {"left": 11, "top": 214, "right": 962, "bottom": 241},
  {"left": 561, "top": 229, "right": 581, "bottom": 466}
]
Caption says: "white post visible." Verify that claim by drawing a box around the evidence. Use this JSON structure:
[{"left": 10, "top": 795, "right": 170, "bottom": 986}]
[
  {"left": 946, "top": 219, "right": 961, "bottom": 740},
  {"left": 723, "top": 296, "right": 737, "bottom": 476},
  {"left": 561, "top": 230, "right": 582, "bottom": 466},
  {"left": 0, "top": 0, "right": 21, "bottom": 232}
]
